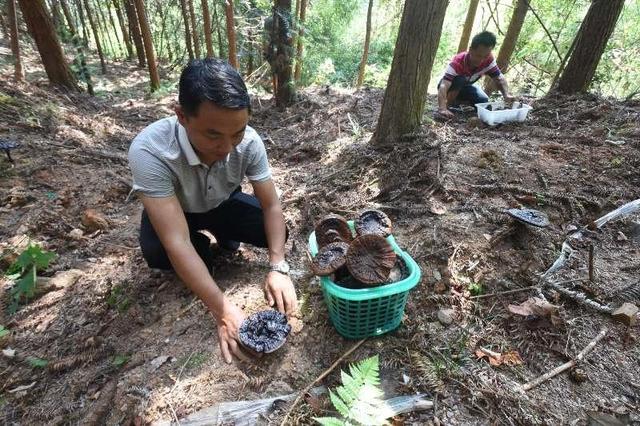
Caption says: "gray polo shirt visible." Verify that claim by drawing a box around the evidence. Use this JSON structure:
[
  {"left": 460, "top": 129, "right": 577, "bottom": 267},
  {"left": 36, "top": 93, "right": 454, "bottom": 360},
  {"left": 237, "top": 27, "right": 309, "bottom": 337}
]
[{"left": 128, "top": 116, "right": 271, "bottom": 213}]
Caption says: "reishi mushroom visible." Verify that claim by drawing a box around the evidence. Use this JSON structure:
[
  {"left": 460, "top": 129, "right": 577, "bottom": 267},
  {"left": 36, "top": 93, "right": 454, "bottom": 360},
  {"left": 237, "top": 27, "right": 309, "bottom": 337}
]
[
  {"left": 314, "top": 213, "right": 353, "bottom": 248},
  {"left": 355, "top": 209, "right": 392, "bottom": 238},
  {"left": 311, "top": 241, "right": 350, "bottom": 276},
  {"left": 238, "top": 310, "right": 291, "bottom": 354},
  {"left": 346, "top": 234, "right": 397, "bottom": 285}
]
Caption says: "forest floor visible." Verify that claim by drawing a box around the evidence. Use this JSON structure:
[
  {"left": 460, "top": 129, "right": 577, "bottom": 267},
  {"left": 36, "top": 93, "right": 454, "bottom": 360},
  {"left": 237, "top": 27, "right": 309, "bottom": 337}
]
[{"left": 1, "top": 43, "right": 639, "bottom": 426}]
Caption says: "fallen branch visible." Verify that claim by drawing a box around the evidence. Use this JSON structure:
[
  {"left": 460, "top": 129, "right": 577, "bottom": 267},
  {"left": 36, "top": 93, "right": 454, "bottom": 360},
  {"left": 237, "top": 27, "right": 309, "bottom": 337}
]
[
  {"left": 546, "top": 280, "right": 613, "bottom": 314},
  {"left": 279, "top": 338, "right": 367, "bottom": 426},
  {"left": 522, "top": 328, "right": 608, "bottom": 391}
]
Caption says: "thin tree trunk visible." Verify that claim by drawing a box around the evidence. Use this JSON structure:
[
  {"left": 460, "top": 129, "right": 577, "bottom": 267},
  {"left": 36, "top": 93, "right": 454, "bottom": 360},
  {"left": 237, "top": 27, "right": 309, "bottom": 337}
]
[
  {"left": 94, "top": 0, "right": 117, "bottom": 57},
  {"left": 8, "top": 0, "right": 23, "bottom": 81},
  {"left": 458, "top": 0, "right": 479, "bottom": 53},
  {"left": 214, "top": 1, "right": 223, "bottom": 57},
  {"left": 270, "top": 0, "right": 294, "bottom": 106},
  {"left": 356, "top": 0, "right": 373, "bottom": 87},
  {"left": 188, "top": 0, "right": 201, "bottom": 58},
  {"left": 556, "top": 0, "right": 625, "bottom": 94},
  {"left": 483, "top": 0, "right": 527, "bottom": 94},
  {"left": 0, "top": 11, "right": 8, "bottom": 39},
  {"left": 133, "top": 0, "right": 160, "bottom": 90},
  {"left": 179, "top": 0, "right": 194, "bottom": 60},
  {"left": 293, "top": 0, "right": 306, "bottom": 83},
  {"left": 373, "top": 0, "right": 449, "bottom": 145},
  {"left": 105, "top": 0, "right": 123, "bottom": 53},
  {"left": 75, "top": 0, "right": 91, "bottom": 46},
  {"left": 124, "top": 0, "right": 146, "bottom": 67},
  {"left": 59, "top": 0, "right": 77, "bottom": 36},
  {"left": 17, "top": 0, "right": 80, "bottom": 90},
  {"left": 224, "top": 0, "right": 238, "bottom": 68},
  {"left": 201, "top": 0, "right": 214, "bottom": 57},
  {"left": 50, "top": 0, "right": 65, "bottom": 36},
  {"left": 82, "top": 0, "right": 107, "bottom": 73},
  {"left": 113, "top": 0, "right": 133, "bottom": 59}
]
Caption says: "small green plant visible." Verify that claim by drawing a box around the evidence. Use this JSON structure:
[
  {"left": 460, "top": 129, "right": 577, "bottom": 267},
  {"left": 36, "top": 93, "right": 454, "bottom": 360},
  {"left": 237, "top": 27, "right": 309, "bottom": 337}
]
[
  {"left": 0, "top": 325, "right": 9, "bottom": 338},
  {"left": 535, "top": 192, "right": 546, "bottom": 206},
  {"left": 26, "top": 357, "right": 48, "bottom": 368},
  {"left": 610, "top": 156, "right": 624, "bottom": 167},
  {"left": 4, "top": 243, "right": 56, "bottom": 314},
  {"left": 106, "top": 284, "right": 131, "bottom": 312},
  {"left": 315, "top": 355, "right": 393, "bottom": 426},
  {"left": 112, "top": 354, "right": 130, "bottom": 367},
  {"left": 467, "top": 281, "right": 483, "bottom": 296},
  {"left": 179, "top": 352, "right": 208, "bottom": 370}
]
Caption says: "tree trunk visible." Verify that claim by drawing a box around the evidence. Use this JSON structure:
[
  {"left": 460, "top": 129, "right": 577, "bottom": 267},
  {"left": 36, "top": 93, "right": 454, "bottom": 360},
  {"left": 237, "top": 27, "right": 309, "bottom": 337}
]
[
  {"left": 293, "top": 0, "right": 306, "bottom": 83},
  {"left": 133, "top": 0, "right": 160, "bottom": 90},
  {"left": 214, "top": 0, "right": 223, "bottom": 57},
  {"left": 0, "top": 10, "right": 8, "bottom": 39},
  {"left": 8, "top": 0, "right": 23, "bottom": 81},
  {"left": 224, "top": 0, "right": 238, "bottom": 68},
  {"left": 179, "top": 0, "right": 194, "bottom": 60},
  {"left": 201, "top": 0, "right": 214, "bottom": 57},
  {"left": 457, "top": 0, "right": 478, "bottom": 53},
  {"left": 356, "top": 0, "right": 373, "bottom": 87},
  {"left": 113, "top": 0, "right": 134, "bottom": 59},
  {"left": 59, "top": 0, "right": 77, "bottom": 36},
  {"left": 82, "top": 0, "right": 107, "bottom": 73},
  {"left": 483, "top": 0, "right": 527, "bottom": 94},
  {"left": 188, "top": 0, "right": 201, "bottom": 58},
  {"left": 17, "top": 0, "right": 80, "bottom": 90},
  {"left": 75, "top": 0, "right": 91, "bottom": 46},
  {"left": 96, "top": 0, "right": 117, "bottom": 57},
  {"left": 50, "top": 0, "right": 65, "bottom": 36},
  {"left": 124, "top": 0, "right": 145, "bottom": 67},
  {"left": 373, "top": 0, "right": 448, "bottom": 145},
  {"left": 105, "top": 0, "right": 123, "bottom": 54},
  {"left": 556, "top": 0, "right": 625, "bottom": 94},
  {"left": 269, "top": 0, "right": 294, "bottom": 106}
]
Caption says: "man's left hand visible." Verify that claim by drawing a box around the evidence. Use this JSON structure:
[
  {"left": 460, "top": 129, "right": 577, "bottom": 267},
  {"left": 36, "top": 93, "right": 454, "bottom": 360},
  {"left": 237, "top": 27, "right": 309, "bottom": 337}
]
[{"left": 264, "top": 271, "right": 298, "bottom": 315}]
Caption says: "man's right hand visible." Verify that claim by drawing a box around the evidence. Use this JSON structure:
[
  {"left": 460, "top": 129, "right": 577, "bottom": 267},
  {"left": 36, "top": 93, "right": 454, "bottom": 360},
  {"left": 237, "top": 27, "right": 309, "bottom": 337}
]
[
  {"left": 436, "top": 109, "right": 455, "bottom": 120},
  {"left": 216, "top": 300, "right": 251, "bottom": 364}
]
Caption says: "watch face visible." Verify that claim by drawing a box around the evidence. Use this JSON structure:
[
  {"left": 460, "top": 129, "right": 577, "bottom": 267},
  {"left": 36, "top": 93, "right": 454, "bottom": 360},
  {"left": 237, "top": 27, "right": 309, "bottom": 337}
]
[{"left": 281, "top": 261, "right": 290, "bottom": 273}]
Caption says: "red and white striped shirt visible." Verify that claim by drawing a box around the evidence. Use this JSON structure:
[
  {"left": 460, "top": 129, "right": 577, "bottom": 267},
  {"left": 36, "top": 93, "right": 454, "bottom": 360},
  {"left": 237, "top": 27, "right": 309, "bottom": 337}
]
[{"left": 442, "top": 52, "right": 501, "bottom": 84}]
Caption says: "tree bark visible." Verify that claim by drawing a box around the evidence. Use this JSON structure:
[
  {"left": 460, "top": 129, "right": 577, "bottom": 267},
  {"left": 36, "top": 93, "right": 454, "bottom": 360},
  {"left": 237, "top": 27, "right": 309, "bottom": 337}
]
[
  {"left": 457, "top": 0, "right": 478, "bottom": 53},
  {"left": 82, "top": 0, "right": 107, "bottom": 73},
  {"left": 293, "top": 0, "right": 306, "bottom": 83},
  {"left": 179, "top": 0, "right": 194, "bottom": 60},
  {"left": 8, "top": 0, "right": 23, "bottom": 81},
  {"left": 59, "top": 0, "right": 77, "bottom": 37},
  {"left": 113, "top": 0, "right": 134, "bottom": 59},
  {"left": 188, "top": 0, "right": 201, "bottom": 58},
  {"left": 96, "top": 0, "right": 118, "bottom": 57},
  {"left": 124, "top": 0, "right": 146, "bottom": 67},
  {"left": 556, "top": 0, "right": 625, "bottom": 94},
  {"left": 224, "top": 0, "right": 238, "bottom": 68},
  {"left": 201, "top": 0, "right": 214, "bottom": 57},
  {"left": 75, "top": 0, "right": 91, "bottom": 46},
  {"left": 214, "top": 1, "right": 223, "bottom": 57},
  {"left": 133, "top": 0, "right": 160, "bottom": 90},
  {"left": 373, "top": 0, "right": 448, "bottom": 145},
  {"left": 356, "top": 0, "right": 373, "bottom": 87},
  {"left": 17, "top": 0, "right": 80, "bottom": 90},
  {"left": 105, "top": 0, "right": 123, "bottom": 54},
  {"left": 484, "top": 0, "right": 527, "bottom": 94}
]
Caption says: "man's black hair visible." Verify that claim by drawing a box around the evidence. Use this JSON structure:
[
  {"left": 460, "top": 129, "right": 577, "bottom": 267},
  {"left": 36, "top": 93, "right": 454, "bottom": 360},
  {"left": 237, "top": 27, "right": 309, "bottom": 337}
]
[
  {"left": 470, "top": 31, "right": 497, "bottom": 49},
  {"left": 179, "top": 58, "right": 251, "bottom": 116}
]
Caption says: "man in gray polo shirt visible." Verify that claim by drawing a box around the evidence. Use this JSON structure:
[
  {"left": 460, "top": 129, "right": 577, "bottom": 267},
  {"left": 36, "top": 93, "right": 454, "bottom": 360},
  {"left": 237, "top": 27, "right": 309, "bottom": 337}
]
[{"left": 128, "top": 59, "right": 297, "bottom": 363}]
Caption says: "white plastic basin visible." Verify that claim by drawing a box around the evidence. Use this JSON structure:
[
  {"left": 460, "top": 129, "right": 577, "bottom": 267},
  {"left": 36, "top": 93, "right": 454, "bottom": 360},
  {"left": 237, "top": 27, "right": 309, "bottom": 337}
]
[{"left": 475, "top": 101, "right": 532, "bottom": 126}]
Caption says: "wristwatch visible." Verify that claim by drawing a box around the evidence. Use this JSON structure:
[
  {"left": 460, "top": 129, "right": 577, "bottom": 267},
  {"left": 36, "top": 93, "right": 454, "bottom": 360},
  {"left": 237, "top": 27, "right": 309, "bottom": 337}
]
[{"left": 269, "top": 260, "right": 290, "bottom": 275}]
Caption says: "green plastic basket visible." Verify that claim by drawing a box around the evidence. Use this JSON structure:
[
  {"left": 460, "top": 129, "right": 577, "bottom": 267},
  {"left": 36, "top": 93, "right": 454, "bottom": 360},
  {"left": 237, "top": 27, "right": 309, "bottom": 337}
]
[{"left": 308, "top": 222, "right": 421, "bottom": 339}]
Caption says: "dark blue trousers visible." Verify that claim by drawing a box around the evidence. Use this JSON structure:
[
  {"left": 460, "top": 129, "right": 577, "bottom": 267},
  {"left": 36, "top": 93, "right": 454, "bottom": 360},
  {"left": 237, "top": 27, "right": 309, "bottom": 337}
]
[{"left": 139, "top": 189, "right": 269, "bottom": 271}]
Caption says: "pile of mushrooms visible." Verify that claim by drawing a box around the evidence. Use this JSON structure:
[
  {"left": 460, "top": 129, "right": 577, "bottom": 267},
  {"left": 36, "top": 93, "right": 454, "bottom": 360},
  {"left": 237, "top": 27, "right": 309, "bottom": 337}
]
[{"left": 311, "top": 209, "right": 401, "bottom": 287}]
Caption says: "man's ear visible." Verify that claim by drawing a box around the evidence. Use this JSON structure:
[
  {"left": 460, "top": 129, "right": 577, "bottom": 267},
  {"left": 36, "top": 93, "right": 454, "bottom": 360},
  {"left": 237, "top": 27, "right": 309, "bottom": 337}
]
[{"left": 175, "top": 105, "right": 189, "bottom": 127}]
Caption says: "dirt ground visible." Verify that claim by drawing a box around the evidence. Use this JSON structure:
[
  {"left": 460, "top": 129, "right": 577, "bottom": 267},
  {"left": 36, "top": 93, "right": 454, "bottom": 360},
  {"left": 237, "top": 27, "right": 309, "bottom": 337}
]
[{"left": 1, "top": 42, "right": 639, "bottom": 425}]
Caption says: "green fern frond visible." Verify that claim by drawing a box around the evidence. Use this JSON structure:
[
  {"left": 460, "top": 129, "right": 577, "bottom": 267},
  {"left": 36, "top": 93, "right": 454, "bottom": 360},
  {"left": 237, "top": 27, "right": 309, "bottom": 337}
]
[
  {"left": 316, "top": 355, "right": 393, "bottom": 426},
  {"left": 315, "top": 417, "right": 346, "bottom": 426}
]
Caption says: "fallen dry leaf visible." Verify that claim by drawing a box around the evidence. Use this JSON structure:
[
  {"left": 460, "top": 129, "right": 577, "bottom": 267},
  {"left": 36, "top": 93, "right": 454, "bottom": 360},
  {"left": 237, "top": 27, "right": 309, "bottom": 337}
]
[
  {"left": 81, "top": 209, "right": 110, "bottom": 231},
  {"left": 508, "top": 297, "right": 562, "bottom": 326},
  {"left": 475, "top": 348, "right": 523, "bottom": 367},
  {"left": 428, "top": 199, "right": 447, "bottom": 215}
]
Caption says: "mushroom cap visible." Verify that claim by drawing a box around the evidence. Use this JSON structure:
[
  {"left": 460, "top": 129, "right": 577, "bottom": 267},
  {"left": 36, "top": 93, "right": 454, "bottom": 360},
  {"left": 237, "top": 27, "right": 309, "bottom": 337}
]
[
  {"left": 315, "top": 213, "right": 353, "bottom": 248},
  {"left": 355, "top": 209, "right": 392, "bottom": 238},
  {"left": 311, "top": 241, "right": 350, "bottom": 276},
  {"left": 505, "top": 208, "right": 550, "bottom": 227},
  {"left": 346, "top": 234, "right": 397, "bottom": 285},
  {"left": 239, "top": 310, "right": 291, "bottom": 354}
]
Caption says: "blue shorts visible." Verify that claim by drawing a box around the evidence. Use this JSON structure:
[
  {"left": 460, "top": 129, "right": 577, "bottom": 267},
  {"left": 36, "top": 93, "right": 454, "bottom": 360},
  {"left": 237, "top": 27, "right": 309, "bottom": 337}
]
[{"left": 440, "top": 76, "right": 489, "bottom": 106}]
